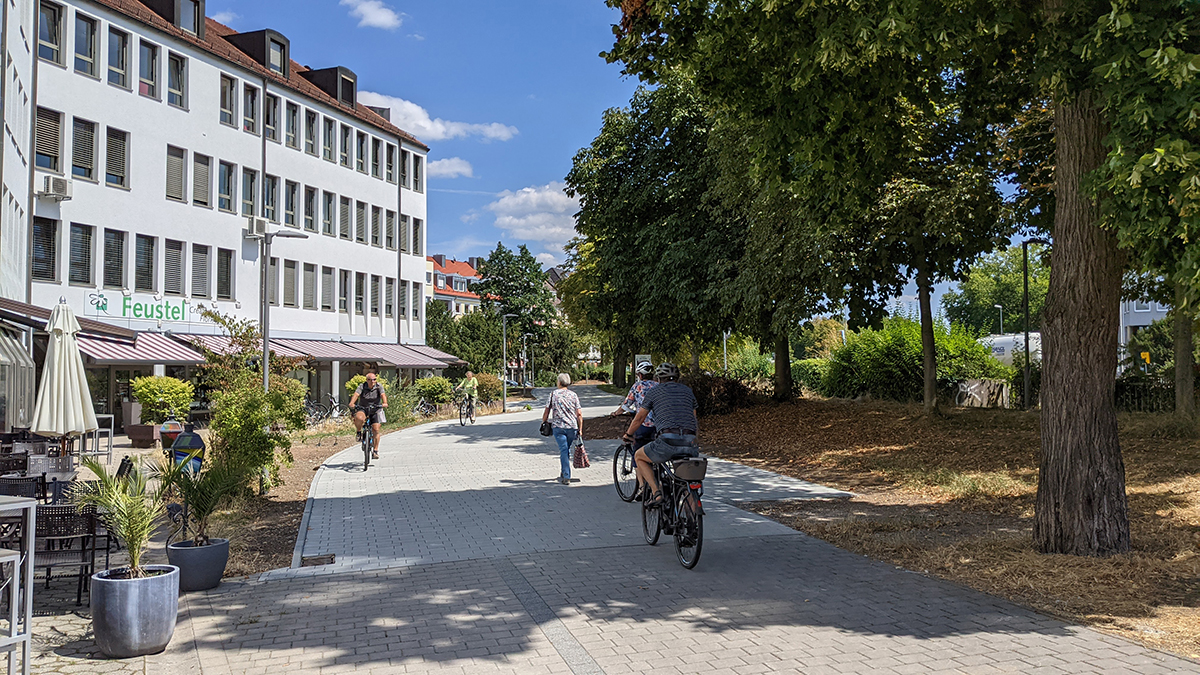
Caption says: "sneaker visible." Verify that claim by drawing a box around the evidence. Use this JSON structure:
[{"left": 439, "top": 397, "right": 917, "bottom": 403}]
[
  {"left": 372, "top": 450, "right": 379, "bottom": 459},
  {"left": 559, "top": 477, "right": 570, "bottom": 485}
]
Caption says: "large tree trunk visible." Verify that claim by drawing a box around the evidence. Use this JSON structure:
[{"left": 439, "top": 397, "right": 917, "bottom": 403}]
[
  {"left": 774, "top": 332, "right": 792, "bottom": 401},
  {"left": 1175, "top": 279, "right": 1195, "bottom": 418},
  {"left": 613, "top": 342, "right": 628, "bottom": 389},
  {"left": 1034, "top": 90, "right": 1130, "bottom": 556},
  {"left": 917, "top": 267, "right": 937, "bottom": 415}
]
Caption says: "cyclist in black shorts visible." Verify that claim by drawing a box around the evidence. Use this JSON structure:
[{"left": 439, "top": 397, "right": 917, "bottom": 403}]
[
  {"left": 621, "top": 362, "right": 699, "bottom": 505},
  {"left": 350, "top": 372, "right": 389, "bottom": 459}
]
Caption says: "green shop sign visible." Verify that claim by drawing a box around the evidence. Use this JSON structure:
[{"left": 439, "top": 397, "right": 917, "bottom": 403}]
[{"left": 87, "top": 292, "right": 195, "bottom": 322}]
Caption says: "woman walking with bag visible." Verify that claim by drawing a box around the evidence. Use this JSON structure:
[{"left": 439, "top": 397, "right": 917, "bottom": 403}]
[{"left": 542, "top": 373, "right": 583, "bottom": 485}]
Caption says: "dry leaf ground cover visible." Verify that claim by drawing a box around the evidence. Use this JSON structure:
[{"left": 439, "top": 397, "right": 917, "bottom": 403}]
[{"left": 589, "top": 399, "right": 1200, "bottom": 659}]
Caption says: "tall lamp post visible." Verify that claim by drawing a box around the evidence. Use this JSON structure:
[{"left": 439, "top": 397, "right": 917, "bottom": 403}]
[
  {"left": 1023, "top": 237, "right": 1051, "bottom": 409},
  {"left": 994, "top": 304, "right": 1004, "bottom": 335},
  {"left": 523, "top": 332, "right": 534, "bottom": 386},
  {"left": 252, "top": 226, "right": 309, "bottom": 493},
  {"left": 501, "top": 313, "right": 517, "bottom": 412}
]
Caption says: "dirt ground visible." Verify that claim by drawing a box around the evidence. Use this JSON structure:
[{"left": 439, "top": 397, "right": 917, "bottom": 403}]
[{"left": 592, "top": 400, "right": 1200, "bottom": 660}]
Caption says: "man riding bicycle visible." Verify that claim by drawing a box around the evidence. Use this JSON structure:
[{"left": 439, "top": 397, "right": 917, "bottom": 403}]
[
  {"left": 454, "top": 371, "right": 479, "bottom": 413},
  {"left": 350, "top": 372, "right": 389, "bottom": 459},
  {"left": 610, "top": 361, "right": 656, "bottom": 450},
  {"left": 621, "top": 362, "right": 699, "bottom": 505}
]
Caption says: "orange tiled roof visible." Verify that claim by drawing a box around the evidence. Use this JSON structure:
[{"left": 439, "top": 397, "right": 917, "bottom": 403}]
[
  {"left": 427, "top": 256, "right": 481, "bottom": 279},
  {"left": 88, "top": 0, "right": 429, "bottom": 151},
  {"left": 433, "top": 287, "right": 481, "bottom": 301}
]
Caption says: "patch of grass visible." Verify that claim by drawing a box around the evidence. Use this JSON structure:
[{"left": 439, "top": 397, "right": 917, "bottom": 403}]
[{"left": 597, "top": 384, "right": 626, "bottom": 396}]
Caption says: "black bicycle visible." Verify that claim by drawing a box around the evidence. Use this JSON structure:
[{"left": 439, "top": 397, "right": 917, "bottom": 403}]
[
  {"left": 357, "top": 404, "right": 383, "bottom": 471},
  {"left": 457, "top": 396, "right": 476, "bottom": 426},
  {"left": 613, "top": 443, "right": 638, "bottom": 502},
  {"left": 642, "top": 453, "right": 707, "bottom": 569}
]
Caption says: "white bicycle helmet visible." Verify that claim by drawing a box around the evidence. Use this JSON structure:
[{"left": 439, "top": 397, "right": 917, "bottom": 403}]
[
  {"left": 655, "top": 362, "right": 680, "bottom": 381},
  {"left": 636, "top": 361, "right": 654, "bottom": 376}
]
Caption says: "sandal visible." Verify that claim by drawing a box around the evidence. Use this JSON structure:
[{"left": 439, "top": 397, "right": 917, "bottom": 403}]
[{"left": 647, "top": 491, "right": 664, "bottom": 507}]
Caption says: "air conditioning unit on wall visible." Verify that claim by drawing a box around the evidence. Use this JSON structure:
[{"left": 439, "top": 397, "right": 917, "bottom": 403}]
[
  {"left": 244, "top": 217, "right": 268, "bottom": 239},
  {"left": 37, "top": 175, "right": 72, "bottom": 202}
]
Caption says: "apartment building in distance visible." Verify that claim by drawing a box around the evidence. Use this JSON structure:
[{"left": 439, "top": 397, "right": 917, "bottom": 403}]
[
  {"left": 425, "top": 255, "right": 481, "bottom": 318},
  {"left": 22, "top": 0, "right": 450, "bottom": 425}
]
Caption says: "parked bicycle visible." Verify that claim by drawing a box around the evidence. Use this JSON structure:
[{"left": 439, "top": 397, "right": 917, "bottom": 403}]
[
  {"left": 326, "top": 394, "right": 347, "bottom": 420},
  {"left": 642, "top": 453, "right": 707, "bottom": 569},
  {"left": 357, "top": 403, "right": 383, "bottom": 471},
  {"left": 303, "top": 396, "right": 329, "bottom": 427},
  {"left": 613, "top": 443, "right": 638, "bottom": 502},
  {"left": 414, "top": 398, "right": 437, "bottom": 418},
  {"left": 456, "top": 395, "right": 477, "bottom": 426}
]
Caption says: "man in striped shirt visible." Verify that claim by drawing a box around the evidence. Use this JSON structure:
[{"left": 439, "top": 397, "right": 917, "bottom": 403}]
[{"left": 621, "top": 362, "right": 699, "bottom": 505}]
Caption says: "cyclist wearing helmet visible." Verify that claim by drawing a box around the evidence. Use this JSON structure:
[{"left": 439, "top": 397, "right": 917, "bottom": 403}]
[
  {"left": 621, "top": 362, "right": 699, "bottom": 505},
  {"left": 609, "top": 361, "right": 657, "bottom": 450}
]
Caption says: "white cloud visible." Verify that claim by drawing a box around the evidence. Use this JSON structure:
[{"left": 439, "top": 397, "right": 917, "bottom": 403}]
[
  {"left": 359, "top": 91, "right": 518, "bottom": 142},
  {"left": 408, "top": 34, "right": 426, "bottom": 41},
  {"left": 485, "top": 182, "right": 580, "bottom": 266},
  {"left": 427, "top": 157, "right": 474, "bottom": 179},
  {"left": 460, "top": 211, "right": 481, "bottom": 224},
  {"left": 432, "top": 236, "right": 493, "bottom": 257},
  {"left": 211, "top": 10, "right": 238, "bottom": 25},
  {"left": 340, "top": 0, "right": 402, "bottom": 30},
  {"left": 536, "top": 252, "right": 559, "bottom": 267}
]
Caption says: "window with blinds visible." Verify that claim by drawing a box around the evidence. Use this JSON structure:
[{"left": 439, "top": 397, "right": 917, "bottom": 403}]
[
  {"left": 32, "top": 218, "right": 58, "bottom": 281},
  {"left": 323, "top": 192, "right": 335, "bottom": 236},
  {"left": 303, "top": 263, "right": 316, "bottom": 309},
  {"left": 193, "top": 154, "right": 211, "bottom": 207},
  {"left": 355, "top": 272, "right": 366, "bottom": 314},
  {"left": 304, "top": 187, "right": 317, "bottom": 231},
  {"left": 400, "top": 215, "right": 410, "bottom": 253},
  {"left": 135, "top": 234, "right": 155, "bottom": 292},
  {"left": 399, "top": 280, "right": 408, "bottom": 317},
  {"left": 412, "top": 218, "right": 423, "bottom": 255},
  {"left": 339, "top": 269, "right": 350, "bottom": 312},
  {"left": 412, "top": 283, "right": 421, "bottom": 320},
  {"left": 385, "top": 211, "right": 395, "bottom": 250},
  {"left": 321, "top": 266, "right": 334, "bottom": 311},
  {"left": 71, "top": 118, "right": 95, "bottom": 180},
  {"left": 105, "top": 128, "right": 128, "bottom": 187},
  {"left": 191, "top": 244, "right": 209, "bottom": 297},
  {"left": 103, "top": 229, "right": 124, "bottom": 288},
  {"left": 216, "top": 248, "right": 233, "bottom": 299},
  {"left": 370, "top": 275, "right": 381, "bottom": 316},
  {"left": 385, "top": 278, "right": 395, "bottom": 317},
  {"left": 339, "top": 197, "right": 351, "bottom": 239},
  {"left": 268, "top": 257, "right": 278, "bottom": 305},
  {"left": 165, "top": 146, "right": 186, "bottom": 202},
  {"left": 164, "top": 239, "right": 184, "bottom": 295},
  {"left": 355, "top": 202, "right": 366, "bottom": 243},
  {"left": 371, "top": 207, "right": 381, "bottom": 246},
  {"left": 68, "top": 223, "right": 93, "bottom": 285},
  {"left": 35, "top": 107, "right": 61, "bottom": 171},
  {"left": 283, "top": 260, "right": 297, "bottom": 307}
]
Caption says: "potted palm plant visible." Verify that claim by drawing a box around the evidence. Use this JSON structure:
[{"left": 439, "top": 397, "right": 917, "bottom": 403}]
[
  {"left": 165, "top": 456, "right": 252, "bottom": 591},
  {"left": 73, "top": 456, "right": 185, "bottom": 658}
]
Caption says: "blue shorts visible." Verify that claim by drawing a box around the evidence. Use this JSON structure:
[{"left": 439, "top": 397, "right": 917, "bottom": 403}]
[{"left": 642, "top": 433, "right": 698, "bottom": 463}]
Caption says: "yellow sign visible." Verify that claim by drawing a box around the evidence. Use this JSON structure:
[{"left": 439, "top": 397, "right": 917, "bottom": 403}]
[{"left": 1142, "top": 352, "right": 1151, "bottom": 364}]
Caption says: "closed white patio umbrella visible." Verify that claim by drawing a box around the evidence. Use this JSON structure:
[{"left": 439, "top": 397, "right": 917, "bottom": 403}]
[{"left": 31, "top": 301, "right": 97, "bottom": 438}]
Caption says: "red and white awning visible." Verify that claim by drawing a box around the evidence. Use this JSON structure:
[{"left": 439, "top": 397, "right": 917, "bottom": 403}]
[
  {"left": 406, "top": 344, "right": 468, "bottom": 366},
  {"left": 179, "top": 334, "right": 307, "bottom": 358},
  {"left": 347, "top": 343, "right": 446, "bottom": 368},
  {"left": 77, "top": 332, "right": 206, "bottom": 365},
  {"left": 271, "top": 339, "right": 376, "bottom": 362}
]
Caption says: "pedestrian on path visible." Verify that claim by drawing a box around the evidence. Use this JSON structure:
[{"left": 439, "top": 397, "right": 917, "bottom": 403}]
[{"left": 543, "top": 373, "right": 583, "bottom": 485}]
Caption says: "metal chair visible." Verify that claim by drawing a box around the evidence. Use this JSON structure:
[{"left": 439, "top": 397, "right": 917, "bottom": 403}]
[
  {"left": 0, "top": 475, "right": 45, "bottom": 501},
  {"left": 0, "top": 455, "right": 26, "bottom": 475},
  {"left": 32, "top": 505, "right": 98, "bottom": 606}
]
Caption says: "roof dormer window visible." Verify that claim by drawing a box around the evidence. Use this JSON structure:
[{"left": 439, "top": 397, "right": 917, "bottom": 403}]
[
  {"left": 179, "top": 0, "right": 201, "bottom": 35},
  {"left": 268, "top": 39, "right": 286, "bottom": 75},
  {"left": 340, "top": 75, "right": 355, "bottom": 106}
]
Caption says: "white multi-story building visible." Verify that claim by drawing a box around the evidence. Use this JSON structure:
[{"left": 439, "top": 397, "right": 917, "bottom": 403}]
[{"left": 21, "top": 0, "right": 450, "bottom": 426}]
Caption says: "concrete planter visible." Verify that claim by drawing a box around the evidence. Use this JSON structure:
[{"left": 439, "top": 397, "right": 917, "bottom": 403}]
[
  {"left": 126, "top": 424, "right": 159, "bottom": 449},
  {"left": 91, "top": 565, "right": 179, "bottom": 658},
  {"left": 166, "top": 539, "right": 229, "bottom": 592}
]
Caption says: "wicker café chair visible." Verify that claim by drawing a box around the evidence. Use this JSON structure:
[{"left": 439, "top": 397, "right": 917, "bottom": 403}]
[{"left": 33, "top": 505, "right": 98, "bottom": 605}]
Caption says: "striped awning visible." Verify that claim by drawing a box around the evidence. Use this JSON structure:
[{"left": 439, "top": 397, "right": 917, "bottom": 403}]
[
  {"left": 179, "top": 334, "right": 307, "bottom": 358},
  {"left": 77, "top": 332, "right": 206, "bottom": 365},
  {"left": 406, "top": 344, "right": 468, "bottom": 366},
  {"left": 271, "top": 339, "right": 376, "bottom": 362},
  {"left": 347, "top": 343, "right": 446, "bottom": 369}
]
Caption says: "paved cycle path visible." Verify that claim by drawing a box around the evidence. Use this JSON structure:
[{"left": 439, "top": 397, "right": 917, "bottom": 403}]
[{"left": 167, "top": 387, "right": 1198, "bottom": 674}]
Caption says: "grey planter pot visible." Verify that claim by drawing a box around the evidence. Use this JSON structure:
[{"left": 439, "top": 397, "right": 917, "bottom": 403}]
[
  {"left": 166, "top": 538, "right": 229, "bottom": 592},
  {"left": 91, "top": 565, "right": 179, "bottom": 658}
]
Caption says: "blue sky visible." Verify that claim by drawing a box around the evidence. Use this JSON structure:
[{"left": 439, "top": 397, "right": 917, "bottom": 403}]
[{"left": 208, "top": 0, "right": 638, "bottom": 267}]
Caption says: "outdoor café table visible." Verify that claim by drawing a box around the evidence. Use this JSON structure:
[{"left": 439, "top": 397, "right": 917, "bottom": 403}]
[{"left": 0, "top": 496, "right": 34, "bottom": 674}]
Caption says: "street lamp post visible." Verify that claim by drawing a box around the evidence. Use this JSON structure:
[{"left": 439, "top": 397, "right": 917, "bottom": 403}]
[
  {"left": 1023, "top": 237, "right": 1051, "bottom": 409},
  {"left": 994, "top": 304, "right": 1004, "bottom": 335},
  {"left": 523, "top": 333, "right": 534, "bottom": 386},
  {"left": 501, "top": 313, "right": 517, "bottom": 412},
  {"left": 254, "top": 227, "right": 309, "bottom": 493}
]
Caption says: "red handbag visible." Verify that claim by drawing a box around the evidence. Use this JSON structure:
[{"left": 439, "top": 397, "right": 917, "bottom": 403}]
[{"left": 572, "top": 440, "right": 590, "bottom": 469}]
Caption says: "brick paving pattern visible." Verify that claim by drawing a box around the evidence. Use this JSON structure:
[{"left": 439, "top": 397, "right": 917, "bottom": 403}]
[{"left": 29, "top": 386, "right": 1200, "bottom": 673}]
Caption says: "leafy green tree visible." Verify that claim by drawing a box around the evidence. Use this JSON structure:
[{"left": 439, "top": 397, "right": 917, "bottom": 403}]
[
  {"left": 454, "top": 307, "right": 502, "bottom": 377},
  {"left": 425, "top": 300, "right": 458, "bottom": 355},
  {"left": 474, "top": 243, "right": 556, "bottom": 336},
  {"left": 942, "top": 244, "right": 1050, "bottom": 335}
]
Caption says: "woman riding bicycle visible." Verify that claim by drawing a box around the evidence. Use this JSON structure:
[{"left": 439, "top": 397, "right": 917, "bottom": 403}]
[
  {"left": 610, "top": 361, "right": 656, "bottom": 450},
  {"left": 621, "top": 362, "right": 698, "bottom": 505},
  {"left": 350, "top": 372, "right": 389, "bottom": 459},
  {"left": 454, "top": 371, "right": 479, "bottom": 414}
]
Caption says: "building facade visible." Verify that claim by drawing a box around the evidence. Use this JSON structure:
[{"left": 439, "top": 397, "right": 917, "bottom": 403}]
[
  {"left": 426, "top": 254, "right": 480, "bottom": 317},
  {"left": 22, "top": 0, "right": 443, "bottom": 424}
]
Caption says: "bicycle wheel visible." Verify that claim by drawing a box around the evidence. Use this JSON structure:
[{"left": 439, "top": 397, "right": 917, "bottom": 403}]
[
  {"left": 363, "top": 434, "right": 371, "bottom": 471},
  {"left": 674, "top": 494, "right": 704, "bottom": 569},
  {"left": 613, "top": 444, "right": 638, "bottom": 502},
  {"left": 641, "top": 498, "right": 661, "bottom": 545},
  {"left": 459, "top": 402, "right": 467, "bottom": 426},
  {"left": 468, "top": 401, "right": 476, "bottom": 424}
]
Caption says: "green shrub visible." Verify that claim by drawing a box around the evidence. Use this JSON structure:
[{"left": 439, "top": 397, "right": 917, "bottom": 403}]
[
  {"left": 727, "top": 342, "right": 774, "bottom": 382},
  {"left": 791, "top": 358, "right": 829, "bottom": 393},
  {"left": 535, "top": 371, "right": 557, "bottom": 387},
  {"left": 131, "top": 376, "right": 194, "bottom": 424},
  {"left": 681, "top": 374, "right": 752, "bottom": 416},
  {"left": 345, "top": 374, "right": 392, "bottom": 397},
  {"left": 410, "top": 376, "right": 454, "bottom": 404},
  {"left": 823, "top": 317, "right": 1008, "bottom": 402},
  {"left": 475, "top": 373, "right": 503, "bottom": 402},
  {"left": 1008, "top": 353, "right": 1042, "bottom": 408},
  {"left": 207, "top": 370, "right": 302, "bottom": 485}
]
